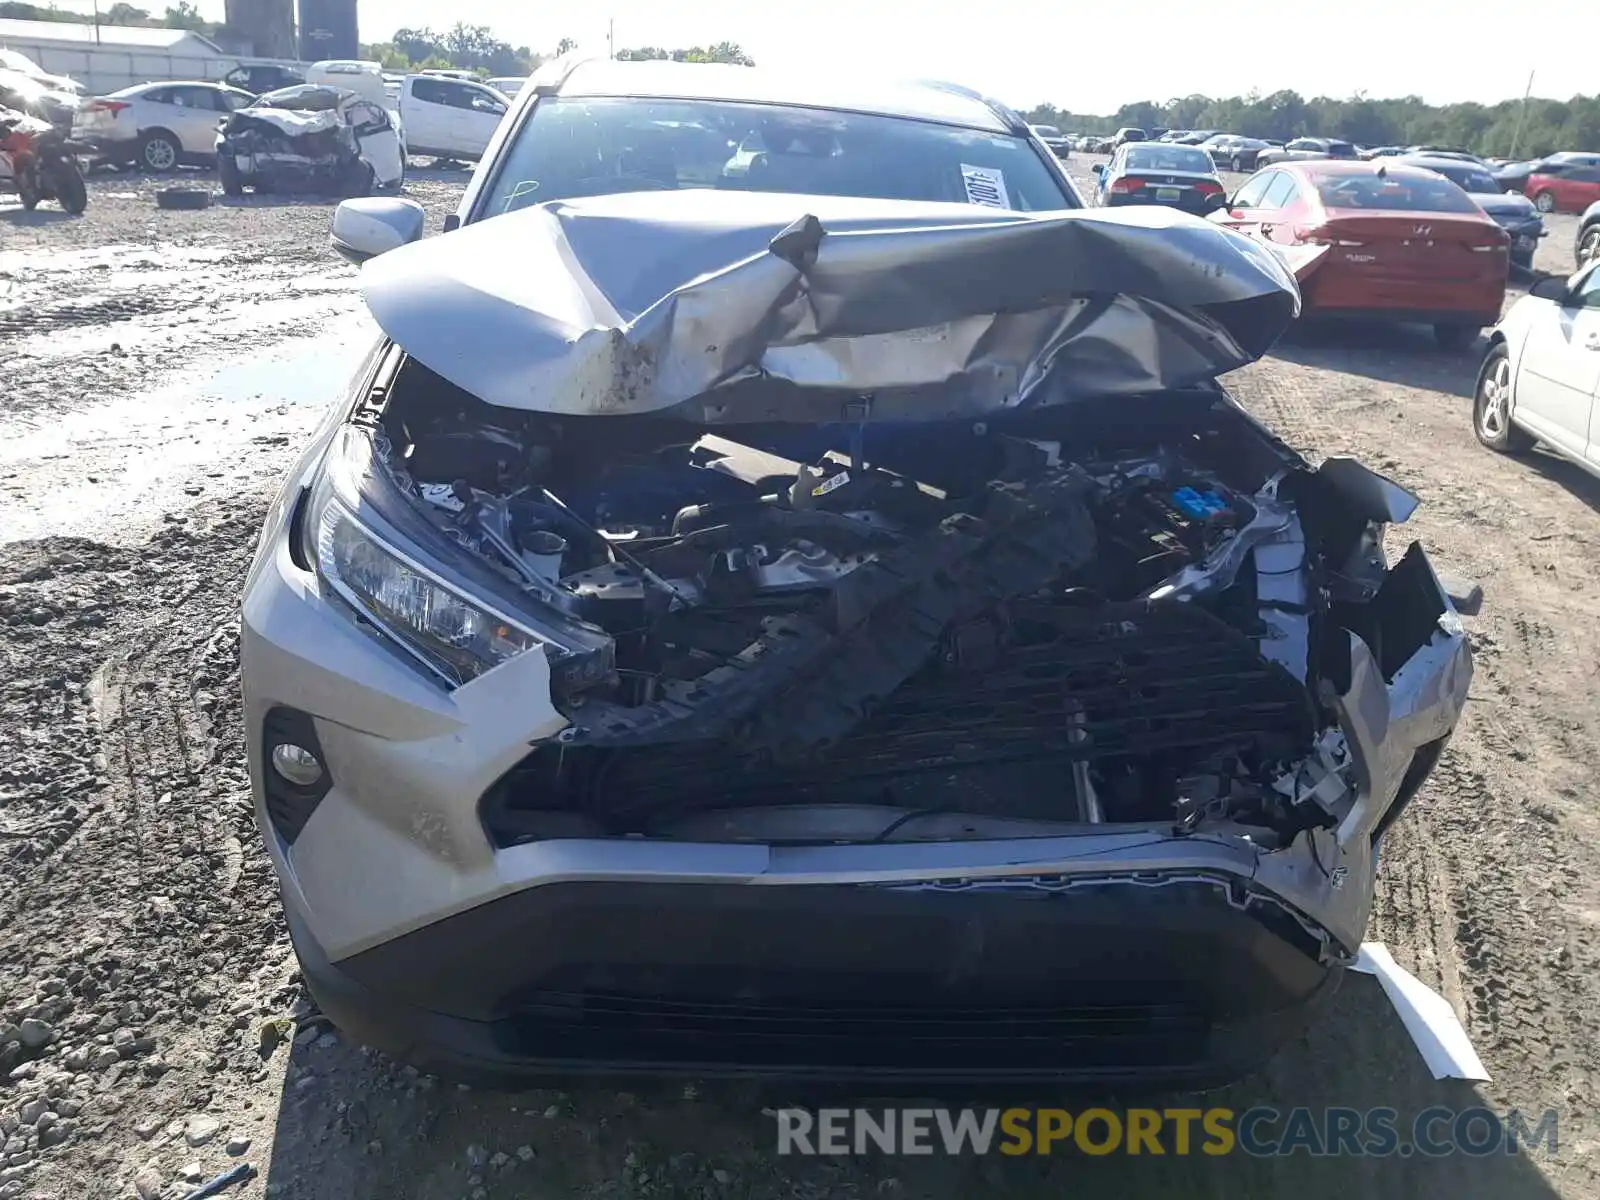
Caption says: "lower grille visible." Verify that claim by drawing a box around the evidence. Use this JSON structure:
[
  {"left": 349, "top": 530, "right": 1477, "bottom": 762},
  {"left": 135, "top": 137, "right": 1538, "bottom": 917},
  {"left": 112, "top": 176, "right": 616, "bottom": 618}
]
[
  {"left": 503, "top": 988, "right": 1209, "bottom": 1071},
  {"left": 491, "top": 598, "right": 1313, "bottom": 830}
]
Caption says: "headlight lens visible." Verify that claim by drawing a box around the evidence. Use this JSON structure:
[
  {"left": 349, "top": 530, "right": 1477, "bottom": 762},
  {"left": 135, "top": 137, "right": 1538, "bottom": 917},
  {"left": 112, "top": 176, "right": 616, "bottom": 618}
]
[
  {"left": 303, "top": 424, "right": 613, "bottom": 690},
  {"left": 316, "top": 501, "right": 546, "bottom": 684}
]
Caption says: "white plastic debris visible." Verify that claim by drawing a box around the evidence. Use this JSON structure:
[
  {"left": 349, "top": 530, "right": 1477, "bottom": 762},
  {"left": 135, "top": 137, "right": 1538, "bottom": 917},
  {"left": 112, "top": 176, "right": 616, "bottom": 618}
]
[{"left": 1351, "top": 942, "right": 1489, "bottom": 1081}]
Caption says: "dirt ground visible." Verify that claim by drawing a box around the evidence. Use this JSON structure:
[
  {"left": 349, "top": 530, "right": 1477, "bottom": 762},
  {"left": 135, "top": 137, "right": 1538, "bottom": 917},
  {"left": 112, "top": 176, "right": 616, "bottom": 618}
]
[{"left": 1, "top": 160, "right": 1598, "bottom": 1200}]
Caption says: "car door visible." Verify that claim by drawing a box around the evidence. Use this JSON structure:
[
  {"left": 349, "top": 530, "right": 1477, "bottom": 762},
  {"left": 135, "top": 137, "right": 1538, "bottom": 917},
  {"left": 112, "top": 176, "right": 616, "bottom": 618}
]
[
  {"left": 1558, "top": 167, "right": 1600, "bottom": 214},
  {"left": 1252, "top": 171, "right": 1300, "bottom": 240},
  {"left": 1210, "top": 169, "right": 1278, "bottom": 237},
  {"left": 1517, "top": 264, "right": 1600, "bottom": 460},
  {"left": 344, "top": 99, "right": 402, "bottom": 185},
  {"left": 401, "top": 77, "right": 450, "bottom": 155},
  {"left": 1094, "top": 146, "right": 1122, "bottom": 203},
  {"left": 435, "top": 80, "right": 506, "bottom": 158},
  {"left": 163, "top": 85, "right": 229, "bottom": 153}
]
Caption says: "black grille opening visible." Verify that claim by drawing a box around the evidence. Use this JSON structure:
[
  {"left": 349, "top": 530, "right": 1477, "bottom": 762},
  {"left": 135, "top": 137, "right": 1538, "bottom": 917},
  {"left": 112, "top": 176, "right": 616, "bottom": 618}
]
[
  {"left": 483, "top": 599, "right": 1315, "bottom": 841},
  {"left": 497, "top": 985, "right": 1211, "bottom": 1072}
]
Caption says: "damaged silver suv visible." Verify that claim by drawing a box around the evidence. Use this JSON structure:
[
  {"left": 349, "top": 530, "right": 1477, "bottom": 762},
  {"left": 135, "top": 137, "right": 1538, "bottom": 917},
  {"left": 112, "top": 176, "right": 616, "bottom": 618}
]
[{"left": 241, "top": 58, "right": 1471, "bottom": 1086}]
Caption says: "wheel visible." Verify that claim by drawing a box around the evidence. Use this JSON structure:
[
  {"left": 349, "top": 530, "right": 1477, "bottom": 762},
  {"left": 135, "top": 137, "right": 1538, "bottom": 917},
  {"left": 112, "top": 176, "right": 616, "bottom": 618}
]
[
  {"left": 341, "top": 159, "right": 374, "bottom": 198},
  {"left": 1434, "top": 323, "right": 1478, "bottom": 352},
  {"left": 139, "top": 130, "right": 180, "bottom": 173},
  {"left": 16, "top": 168, "right": 40, "bottom": 210},
  {"left": 49, "top": 162, "right": 87, "bottom": 215},
  {"left": 217, "top": 154, "right": 244, "bottom": 197},
  {"left": 1473, "top": 344, "right": 1534, "bottom": 453},
  {"left": 1231, "top": 154, "right": 1245, "bottom": 172},
  {"left": 1579, "top": 225, "right": 1600, "bottom": 269},
  {"left": 1532, "top": 190, "right": 1557, "bottom": 213}
]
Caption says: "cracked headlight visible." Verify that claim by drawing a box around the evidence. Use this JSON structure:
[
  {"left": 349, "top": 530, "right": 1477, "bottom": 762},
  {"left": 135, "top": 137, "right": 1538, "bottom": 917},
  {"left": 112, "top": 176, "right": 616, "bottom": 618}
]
[
  {"left": 303, "top": 425, "right": 613, "bottom": 690},
  {"left": 316, "top": 501, "right": 547, "bottom": 684}
]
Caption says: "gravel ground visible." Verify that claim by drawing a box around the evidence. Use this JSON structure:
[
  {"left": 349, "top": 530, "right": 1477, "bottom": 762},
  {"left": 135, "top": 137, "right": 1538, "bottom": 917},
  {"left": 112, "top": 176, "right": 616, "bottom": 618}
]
[{"left": 0, "top": 162, "right": 1597, "bottom": 1200}]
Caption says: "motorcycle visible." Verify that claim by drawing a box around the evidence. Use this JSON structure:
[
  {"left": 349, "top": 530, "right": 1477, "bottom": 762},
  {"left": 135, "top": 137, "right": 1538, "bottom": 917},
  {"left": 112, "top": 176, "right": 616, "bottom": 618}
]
[{"left": 0, "top": 105, "right": 89, "bottom": 215}]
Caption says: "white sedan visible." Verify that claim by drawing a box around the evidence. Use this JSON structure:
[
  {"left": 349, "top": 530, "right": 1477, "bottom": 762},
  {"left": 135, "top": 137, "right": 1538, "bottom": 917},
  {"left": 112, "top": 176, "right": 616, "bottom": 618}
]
[
  {"left": 1475, "top": 260, "right": 1600, "bottom": 473},
  {"left": 73, "top": 80, "right": 255, "bottom": 171}
]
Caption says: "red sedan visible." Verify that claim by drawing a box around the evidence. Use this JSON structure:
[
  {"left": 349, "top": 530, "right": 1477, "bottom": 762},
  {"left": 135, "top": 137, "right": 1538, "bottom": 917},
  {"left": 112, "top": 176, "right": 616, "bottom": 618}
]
[
  {"left": 1524, "top": 164, "right": 1600, "bottom": 214},
  {"left": 1209, "top": 160, "right": 1509, "bottom": 349}
]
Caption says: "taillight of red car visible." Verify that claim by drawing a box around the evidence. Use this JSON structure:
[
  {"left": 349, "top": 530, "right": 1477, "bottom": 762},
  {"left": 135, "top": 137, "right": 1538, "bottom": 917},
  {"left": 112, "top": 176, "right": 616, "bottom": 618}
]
[{"left": 1292, "top": 224, "right": 1364, "bottom": 246}]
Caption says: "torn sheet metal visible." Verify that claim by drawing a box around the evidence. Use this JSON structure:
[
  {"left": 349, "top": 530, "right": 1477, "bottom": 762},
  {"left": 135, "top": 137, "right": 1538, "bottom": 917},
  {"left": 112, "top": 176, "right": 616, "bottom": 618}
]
[
  {"left": 232, "top": 107, "right": 341, "bottom": 137},
  {"left": 360, "top": 189, "right": 1302, "bottom": 422},
  {"left": 1351, "top": 942, "right": 1490, "bottom": 1081}
]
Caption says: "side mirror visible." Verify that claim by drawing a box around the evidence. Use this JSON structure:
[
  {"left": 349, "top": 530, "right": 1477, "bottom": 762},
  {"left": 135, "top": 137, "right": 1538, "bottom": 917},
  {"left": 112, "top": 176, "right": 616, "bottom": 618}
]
[
  {"left": 1206, "top": 191, "right": 1230, "bottom": 210},
  {"left": 1529, "top": 274, "right": 1570, "bottom": 303},
  {"left": 330, "top": 197, "right": 426, "bottom": 264},
  {"left": 1091, "top": 163, "right": 1104, "bottom": 177}
]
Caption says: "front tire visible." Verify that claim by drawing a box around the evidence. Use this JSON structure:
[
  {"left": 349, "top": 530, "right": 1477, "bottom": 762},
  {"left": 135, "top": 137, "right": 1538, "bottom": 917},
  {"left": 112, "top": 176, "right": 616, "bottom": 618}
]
[
  {"left": 1231, "top": 154, "right": 1245, "bottom": 172},
  {"left": 217, "top": 154, "right": 244, "bottom": 197},
  {"left": 1532, "top": 190, "right": 1557, "bottom": 213},
  {"left": 49, "top": 161, "right": 87, "bottom": 214},
  {"left": 16, "top": 167, "right": 40, "bottom": 210},
  {"left": 1579, "top": 225, "right": 1600, "bottom": 269},
  {"left": 1474, "top": 344, "right": 1534, "bottom": 453},
  {"left": 1434, "top": 323, "right": 1479, "bottom": 352}
]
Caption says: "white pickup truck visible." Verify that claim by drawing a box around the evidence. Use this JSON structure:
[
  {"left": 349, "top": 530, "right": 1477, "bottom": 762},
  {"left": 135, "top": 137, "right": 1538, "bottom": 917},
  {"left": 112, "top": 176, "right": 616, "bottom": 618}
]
[{"left": 396, "top": 74, "right": 510, "bottom": 163}]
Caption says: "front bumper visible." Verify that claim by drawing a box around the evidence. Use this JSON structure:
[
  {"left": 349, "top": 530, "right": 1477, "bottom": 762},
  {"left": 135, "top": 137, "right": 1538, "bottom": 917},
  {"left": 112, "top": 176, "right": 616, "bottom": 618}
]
[{"left": 289, "top": 871, "right": 1339, "bottom": 1085}]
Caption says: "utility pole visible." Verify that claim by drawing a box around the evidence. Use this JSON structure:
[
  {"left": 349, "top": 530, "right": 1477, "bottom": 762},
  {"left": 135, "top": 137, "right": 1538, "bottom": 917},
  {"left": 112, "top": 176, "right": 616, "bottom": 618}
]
[
  {"left": 91, "top": 0, "right": 101, "bottom": 44},
  {"left": 1509, "top": 70, "right": 1535, "bottom": 160},
  {"left": 607, "top": 18, "right": 614, "bottom": 59}
]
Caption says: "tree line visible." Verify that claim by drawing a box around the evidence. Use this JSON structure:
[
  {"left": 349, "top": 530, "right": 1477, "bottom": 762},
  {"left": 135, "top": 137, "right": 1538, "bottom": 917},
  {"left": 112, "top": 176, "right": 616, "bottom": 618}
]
[
  {"left": 1023, "top": 90, "right": 1600, "bottom": 158},
  {"left": 359, "top": 26, "right": 755, "bottom": 80},
  {"left": 0, "top": 0, "right": 215, "bottom": 35}
]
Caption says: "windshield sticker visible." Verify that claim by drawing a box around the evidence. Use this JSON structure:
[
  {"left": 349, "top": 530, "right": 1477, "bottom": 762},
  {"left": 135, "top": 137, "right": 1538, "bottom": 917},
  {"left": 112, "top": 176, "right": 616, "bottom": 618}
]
[{"left": 960, "top": 164, "right": 1011, "bottom": 209}]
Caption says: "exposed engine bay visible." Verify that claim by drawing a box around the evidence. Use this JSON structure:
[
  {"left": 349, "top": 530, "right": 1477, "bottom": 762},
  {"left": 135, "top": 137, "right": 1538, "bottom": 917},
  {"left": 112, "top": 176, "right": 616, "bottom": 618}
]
[{"left": 362, "top": 355, "right": 1448, "bottom": 847}]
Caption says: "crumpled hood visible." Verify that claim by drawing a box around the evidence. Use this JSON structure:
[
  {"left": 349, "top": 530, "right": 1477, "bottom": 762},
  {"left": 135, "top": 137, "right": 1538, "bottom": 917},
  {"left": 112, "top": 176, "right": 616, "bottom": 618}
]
[
  {"left": 360, "top": 189, "right": 1300, "bottom": 422},
  {"left": 226, "top": 107, "right": 342, "bottom": 138}
]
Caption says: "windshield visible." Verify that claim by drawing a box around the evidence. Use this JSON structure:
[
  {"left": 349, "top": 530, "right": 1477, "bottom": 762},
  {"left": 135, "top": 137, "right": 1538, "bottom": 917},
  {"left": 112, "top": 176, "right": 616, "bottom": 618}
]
[
  {"left": 1315, "top": 173, "right": 1479, "bottom": 213},
  {"left": 1123, "top": 145, "right": 1214, "bottom": 173},
  {"left": 479, "top": 96, "right": 1076, "bottom": 217},
  {"left": 1418, "top": 162, "right": 1498, "bottom": 193}
]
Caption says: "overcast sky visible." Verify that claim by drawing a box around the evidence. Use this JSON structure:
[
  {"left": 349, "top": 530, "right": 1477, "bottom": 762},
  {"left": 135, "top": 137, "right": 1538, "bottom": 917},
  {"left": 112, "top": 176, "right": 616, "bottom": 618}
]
[{"left": 56, "top": 0, "right": 1599, "bottom": 111}]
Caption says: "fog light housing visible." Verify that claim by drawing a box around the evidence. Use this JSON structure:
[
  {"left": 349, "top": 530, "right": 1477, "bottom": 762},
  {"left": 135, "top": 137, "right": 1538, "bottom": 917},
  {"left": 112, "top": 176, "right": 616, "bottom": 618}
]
[
  {"left": 271, "top": 742, "right": 324, "bottom": 787},
  {"left": 261, "top": 707, "right": 333, "bottom": 845}
]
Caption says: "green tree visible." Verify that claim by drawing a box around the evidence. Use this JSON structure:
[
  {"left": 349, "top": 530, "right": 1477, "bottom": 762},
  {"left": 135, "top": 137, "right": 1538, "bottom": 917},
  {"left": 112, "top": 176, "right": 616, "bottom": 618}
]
[
  {"left": 104, "top": 2, "right": 152, "bottom": 24},
  {"left": 162, "top": 1, "right": 209, "bottom": 32},
  {"left": 616, "top": 43, "right": 754, "bottom": 65}
]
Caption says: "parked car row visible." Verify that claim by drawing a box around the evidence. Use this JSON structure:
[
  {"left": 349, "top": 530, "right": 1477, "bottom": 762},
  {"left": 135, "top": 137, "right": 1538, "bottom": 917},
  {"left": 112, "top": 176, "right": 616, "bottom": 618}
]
[
  {"left": 60, "top": 60, "right": 519, "bottom": 188},
  {"left": 1084, "top": 129, "right": 1562, "bottom": 280}
]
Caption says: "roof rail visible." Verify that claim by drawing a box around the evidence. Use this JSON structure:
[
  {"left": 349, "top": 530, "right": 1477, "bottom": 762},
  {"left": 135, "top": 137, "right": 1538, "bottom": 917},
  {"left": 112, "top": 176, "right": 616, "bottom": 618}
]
[
  {"left": 915, "top": 78, "right": 1029, "bottom": 135},
  {"left": 530, "top": 51, "right": 603, "bottom": 96}
]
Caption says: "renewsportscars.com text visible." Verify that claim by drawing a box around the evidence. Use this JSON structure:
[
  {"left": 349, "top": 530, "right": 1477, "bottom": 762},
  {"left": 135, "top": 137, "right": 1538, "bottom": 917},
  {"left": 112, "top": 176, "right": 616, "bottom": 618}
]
[{"left": 773, "top": 1106, "right": 1560, "bottom": 1158}]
